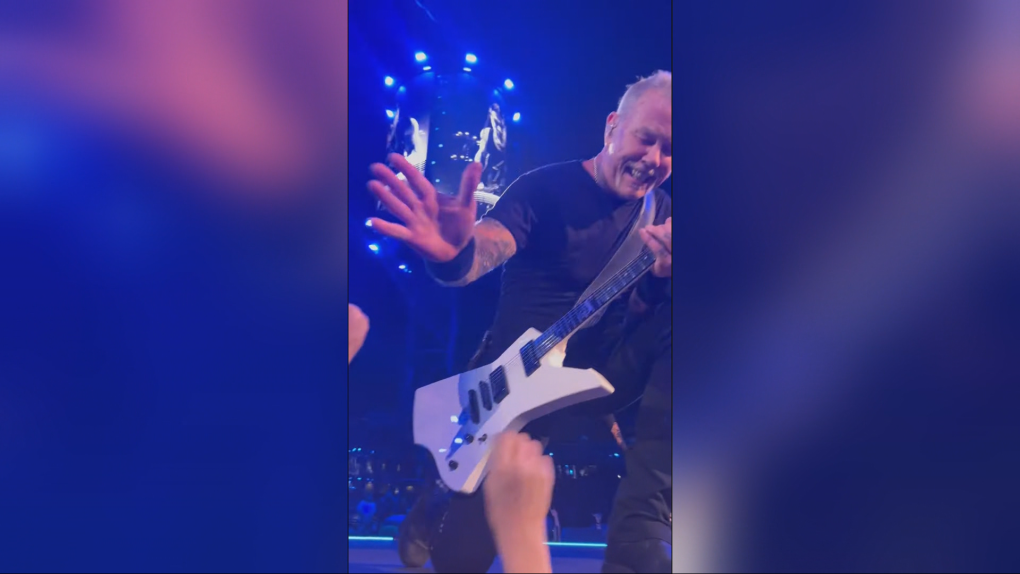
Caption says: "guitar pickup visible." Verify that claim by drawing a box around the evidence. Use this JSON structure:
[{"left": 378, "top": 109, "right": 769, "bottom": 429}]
[
  {"left": 490, "top": 366, "right": 509, "bottom": 404},
  {"left": 521, "top": 342, "right": 541, "bottom": 376},
  {"left": 468, "top": 389, "right": 481, "bottom": 424},
  {"left": 479, "top": 381, "right": 493, "bottom": 411}
]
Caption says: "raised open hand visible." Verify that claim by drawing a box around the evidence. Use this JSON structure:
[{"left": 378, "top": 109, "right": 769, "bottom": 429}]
[{"left": 367, "top": 154, "right": 482, "bottom": 263}]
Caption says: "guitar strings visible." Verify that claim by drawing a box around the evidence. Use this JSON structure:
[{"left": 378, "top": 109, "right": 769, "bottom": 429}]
[
  {"left": 492, "top": 245, "right": 656, "bottom": 374},
  {"left": 456, "top": 246, "right": 656, "bottom": 434}
]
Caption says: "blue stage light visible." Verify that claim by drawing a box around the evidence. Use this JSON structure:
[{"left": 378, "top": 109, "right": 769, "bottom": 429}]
[
  {"left": 415, "top": 51, "right": 427, "bottom": 62},
  {"left": 347, "top": 537, "right": 606, "bottom": 548},
  {"left": 368, "top": 243, "right": 380, "bottom": 253},
  {"left": 384, "top": 76, "right": 394, "bottom": 87},
  {"left": 385, "top": 110, "right": 395, "bottom": 119},
  {"left": 504, "top": 79, "right": 514, "bottom": 90},
  {"left": 465, "top": 53, "right": 477, "bottom": 64},
  {"left": 512, "top": 112, "right": 521, "bottom": 122}
]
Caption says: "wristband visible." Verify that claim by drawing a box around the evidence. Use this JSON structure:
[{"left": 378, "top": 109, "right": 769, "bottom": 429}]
[{"left": 425, "top": 238, "right": 476, "bottom": 283}]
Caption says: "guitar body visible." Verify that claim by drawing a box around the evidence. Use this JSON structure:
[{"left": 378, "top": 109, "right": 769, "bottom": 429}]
[
  {"left": 413, "top": 234, "right": 658, "bottom": 494},
  {"left": 413, "top": 328, "right": 614, "bottom": 494}
]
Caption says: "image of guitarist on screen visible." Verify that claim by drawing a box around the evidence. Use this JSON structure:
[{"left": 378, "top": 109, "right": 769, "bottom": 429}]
[
  {"left": 474, "top": 102, "right": 508, "bottom": 194},
  {"left": 366, "top": 71, "right": 672, "bottom": 574},
  {"left": 384, "top": 108, "right": 429, "bottom": 175}
]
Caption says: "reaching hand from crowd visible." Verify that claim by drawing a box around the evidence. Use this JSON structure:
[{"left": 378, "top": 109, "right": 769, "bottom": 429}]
[
  {"left": 483, "top": 432, "right": 555, "bottom": 573},
  {"left": 348, "top": 304, "right": 369, "bottom": 364}
]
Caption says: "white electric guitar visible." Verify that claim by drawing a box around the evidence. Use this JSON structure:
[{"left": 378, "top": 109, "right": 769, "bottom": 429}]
[
  {"left": 473, "top": 188, "right": 502, "bottom": 207},
  {"left": 413, "top": 245, "right": 658, "bottom": 494}
]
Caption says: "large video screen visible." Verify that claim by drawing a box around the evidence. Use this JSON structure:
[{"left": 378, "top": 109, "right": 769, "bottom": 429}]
[{"left": 384, "top": 71, "right": 509, "bottom": 218}]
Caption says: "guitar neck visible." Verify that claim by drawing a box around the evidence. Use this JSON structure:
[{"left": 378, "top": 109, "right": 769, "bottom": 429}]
[{"left": 529, "top": 247, "right": 656, "bottom": 360}]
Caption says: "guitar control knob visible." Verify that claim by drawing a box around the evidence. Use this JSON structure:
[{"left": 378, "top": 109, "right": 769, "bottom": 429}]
[
  {"left": 449, "top": 460, "right": 458, "bottom": 470},
  {"left": 464, "top": 434, "right": 474, "bottom": 444}
]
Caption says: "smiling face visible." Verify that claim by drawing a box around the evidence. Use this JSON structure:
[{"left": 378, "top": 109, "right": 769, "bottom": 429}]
[{"left": 601, "top": 89, "right": 672, "bottom": 201}]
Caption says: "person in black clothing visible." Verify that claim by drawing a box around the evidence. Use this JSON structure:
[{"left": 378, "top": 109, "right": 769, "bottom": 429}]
[{"left": 367, "top": 70, "right": 672, "bottom": 573}]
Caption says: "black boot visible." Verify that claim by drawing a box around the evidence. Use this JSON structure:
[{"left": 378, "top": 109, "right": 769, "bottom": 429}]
[
  {"left": 601, "top": 538, "right": 672, "bottom": 573},
  {"left": 396, "top": 479, "right": 452, "bottom": 568}
]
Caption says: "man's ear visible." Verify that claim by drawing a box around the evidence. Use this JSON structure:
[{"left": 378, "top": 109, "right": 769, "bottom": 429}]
[{"left": 605, "top": 111, "right": 619, "bottom": 142}]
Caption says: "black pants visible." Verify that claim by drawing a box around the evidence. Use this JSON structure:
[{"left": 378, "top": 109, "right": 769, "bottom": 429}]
[{"left": 429, "top": 302, "right": 672, "bottom": 573}]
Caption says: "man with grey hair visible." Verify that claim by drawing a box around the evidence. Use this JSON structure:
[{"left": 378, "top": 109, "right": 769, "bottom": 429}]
[{"left": 368, "top": 71, "right": 673, "bottom": 573}]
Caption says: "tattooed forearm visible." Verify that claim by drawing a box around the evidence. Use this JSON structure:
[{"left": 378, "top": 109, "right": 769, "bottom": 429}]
[{"left": 438, "top": 219, "right": 518, "bottom": 287}]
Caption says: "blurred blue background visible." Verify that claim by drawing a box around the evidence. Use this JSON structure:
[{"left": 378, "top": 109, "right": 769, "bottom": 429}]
[
  {"left": 0, "top": 1, "right": 347, "bottom": 571},
  {"left": 673, "top": 1, "right": 1020, "bottom": 572}
]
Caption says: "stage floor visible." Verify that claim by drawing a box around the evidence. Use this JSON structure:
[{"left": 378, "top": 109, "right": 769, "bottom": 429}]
[{"left": 348, "top": 538, "right": 606, "bottom": 573}]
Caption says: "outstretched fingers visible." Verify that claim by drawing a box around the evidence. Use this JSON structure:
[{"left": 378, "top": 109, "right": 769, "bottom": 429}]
[
  {"left": 365, "top": 217, "right": 413, "bottom": 241},
  {"left": 366, "top": 179, "right": 415, "bottom": 222},
  {"left": 388, "top": 153, "right": 438, "bottom": 217},
  {"left": 457, "top": 162, "right": 484, "bottom": 208}
]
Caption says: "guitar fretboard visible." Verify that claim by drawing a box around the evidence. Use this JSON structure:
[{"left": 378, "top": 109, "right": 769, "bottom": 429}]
[{"left": 529, "top": 247, "right": 657, "bottom": 361}]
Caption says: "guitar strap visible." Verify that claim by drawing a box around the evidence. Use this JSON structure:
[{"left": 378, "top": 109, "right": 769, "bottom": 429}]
[{"left": 569, "top": 190, "right": 658, "bottom": 336}]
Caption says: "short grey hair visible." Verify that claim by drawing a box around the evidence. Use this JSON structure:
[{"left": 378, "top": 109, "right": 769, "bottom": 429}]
[{"left": 617, "top": 70, "right": 671, "bottom": 115}]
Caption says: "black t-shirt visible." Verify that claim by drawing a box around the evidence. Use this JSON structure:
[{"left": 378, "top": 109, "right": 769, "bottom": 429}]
[{"left": 481, "top": 160, "right": 671, "bottom": 359}]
